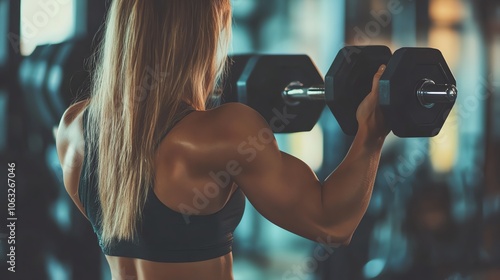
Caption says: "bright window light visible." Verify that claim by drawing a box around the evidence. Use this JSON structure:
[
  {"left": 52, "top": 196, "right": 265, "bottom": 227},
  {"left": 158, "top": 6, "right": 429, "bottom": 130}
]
[
  {"left": 429, "top": 107, "right": 458, "bottom": 173},
  {"left": 277, "top": 123, "right": 324, "bottom": 172},
  {"left": 20, "top": 0, "right": 75, "bottom": 56}
]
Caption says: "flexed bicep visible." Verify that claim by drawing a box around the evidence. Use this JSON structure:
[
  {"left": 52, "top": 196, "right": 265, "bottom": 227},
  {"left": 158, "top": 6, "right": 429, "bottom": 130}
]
[{"left": 224, "top": 104, "right": 348, "bottom": 244}]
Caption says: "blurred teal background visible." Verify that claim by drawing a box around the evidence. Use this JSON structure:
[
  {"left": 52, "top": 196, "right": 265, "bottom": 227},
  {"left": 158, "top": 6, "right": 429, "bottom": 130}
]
[{"left": 0, "top": 0, "right": 499, "bottom": 279}]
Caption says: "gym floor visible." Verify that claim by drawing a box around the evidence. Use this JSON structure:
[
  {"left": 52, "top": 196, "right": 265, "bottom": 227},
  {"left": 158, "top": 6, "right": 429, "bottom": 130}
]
[{"left": 0, "top": 0, "right": 499, "bottom": 279}]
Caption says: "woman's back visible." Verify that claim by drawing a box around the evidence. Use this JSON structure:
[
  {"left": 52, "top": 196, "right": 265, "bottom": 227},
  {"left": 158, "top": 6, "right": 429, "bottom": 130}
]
[{"left": 57, "top": 101, "right": 251, "bottom": 280}]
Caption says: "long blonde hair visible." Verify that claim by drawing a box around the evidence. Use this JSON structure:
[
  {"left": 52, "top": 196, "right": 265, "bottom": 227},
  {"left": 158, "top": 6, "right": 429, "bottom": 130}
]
[{"left": 85, "top": 0, "right": 232, "bottom": 248}]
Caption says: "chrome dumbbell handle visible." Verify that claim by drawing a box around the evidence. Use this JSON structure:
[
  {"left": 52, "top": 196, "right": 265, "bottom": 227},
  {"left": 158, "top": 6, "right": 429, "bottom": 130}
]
[
  {"left": 417, "top": 79, "right": 458, "bottom": 109},
  {"left": 282, "top": 81, "right": 325, "bottom": 106}
]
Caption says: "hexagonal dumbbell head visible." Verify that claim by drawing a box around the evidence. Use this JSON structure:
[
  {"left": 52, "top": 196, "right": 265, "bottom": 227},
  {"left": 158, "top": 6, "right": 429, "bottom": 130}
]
[
  {"left": 237, "top": 55, "right": 325, "bottom": 133},
  {"left": 325, "top": 46, "right": 392, "bottom": 135},
  {"left": 379, "top": 48, "right": 457, "bottom": 137}
]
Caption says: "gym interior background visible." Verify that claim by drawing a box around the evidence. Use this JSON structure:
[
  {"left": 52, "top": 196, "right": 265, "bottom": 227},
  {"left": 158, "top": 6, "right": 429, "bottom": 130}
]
[{"left": 0, "top": 0, "right": 499, "bottom": 279}]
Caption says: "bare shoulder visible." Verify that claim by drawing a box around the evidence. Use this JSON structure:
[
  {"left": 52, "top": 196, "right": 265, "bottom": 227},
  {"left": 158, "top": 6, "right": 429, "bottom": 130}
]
[
  {"left": 204, "top": 102, "right": 271, "bottom": 137},
  {"left": 193, "top": 103, "right": 275, "bottom": 155},
  {"left": 204, "top": 103, "right": 279, "bottom": 161},
  {"left": 55, "top": 100, "right": 90, "bottom": 219},
  {"left": 171, "top": 102, "right": 270, "bottom": 143},
  {"left": 56, "top": 100, "right": 89, "bottom": 170},
  {"left": 164, "top": 102, "right": 276, "bottom": 171},
  {"left": 209, "top": 102, "right": 260, "bottom": 118},
  {"left": 58, "top": 100, "right": 89, "bottom": 132}
]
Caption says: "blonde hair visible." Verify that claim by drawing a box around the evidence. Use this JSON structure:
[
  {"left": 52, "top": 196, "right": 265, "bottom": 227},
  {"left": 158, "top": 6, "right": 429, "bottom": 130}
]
[{"left": 85, "top": 0, "right": 232, "bottom": 248}]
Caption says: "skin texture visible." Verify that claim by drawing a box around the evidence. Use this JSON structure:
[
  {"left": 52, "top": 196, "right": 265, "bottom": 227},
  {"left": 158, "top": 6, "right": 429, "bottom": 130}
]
[{"left": 56, "top": 66, "right": 388, "bottom": 280}]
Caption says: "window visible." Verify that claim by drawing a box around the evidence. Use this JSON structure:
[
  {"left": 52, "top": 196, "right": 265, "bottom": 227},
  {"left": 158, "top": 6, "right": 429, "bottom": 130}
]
[{"left": 20, "top": 0, "right": 75, "bottom": 56}]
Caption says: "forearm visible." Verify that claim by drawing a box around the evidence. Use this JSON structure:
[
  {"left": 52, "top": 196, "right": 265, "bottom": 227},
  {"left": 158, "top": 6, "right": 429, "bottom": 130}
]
[{"left": 320, "top": 129, "right": 385, "bottom": 238}]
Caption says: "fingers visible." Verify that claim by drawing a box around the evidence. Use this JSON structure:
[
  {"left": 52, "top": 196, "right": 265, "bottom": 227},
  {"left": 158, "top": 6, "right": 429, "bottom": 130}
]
[{"left": 371, "top": 65, "right": 386, "bottom": 95}]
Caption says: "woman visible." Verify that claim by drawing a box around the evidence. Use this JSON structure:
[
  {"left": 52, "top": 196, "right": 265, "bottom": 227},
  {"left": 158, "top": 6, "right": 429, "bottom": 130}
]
[{"left": 56, "top": 0, "right": 388, "bottom": 279}]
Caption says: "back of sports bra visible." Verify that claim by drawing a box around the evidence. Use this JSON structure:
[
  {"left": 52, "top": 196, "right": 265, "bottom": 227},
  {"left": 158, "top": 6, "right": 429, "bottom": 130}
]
[{"left": 78, "top": 103, "right": 246, "bottom": 262}]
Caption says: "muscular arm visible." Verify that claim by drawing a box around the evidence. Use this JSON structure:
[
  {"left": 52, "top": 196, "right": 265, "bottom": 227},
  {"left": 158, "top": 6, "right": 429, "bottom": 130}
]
[
  {"left": 319, "top": 130, "right": 383, "bottom": 243},
  {"left": 227, "top": 106, "right": 383, "bottom": 245},
  {"left": 223, "top": 68, "right": 387, "bottom": 245}
]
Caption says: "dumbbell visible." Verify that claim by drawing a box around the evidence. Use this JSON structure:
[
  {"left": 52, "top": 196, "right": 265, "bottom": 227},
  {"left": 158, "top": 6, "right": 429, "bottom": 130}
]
[
  {"left": 44, "top": 37, "right": 93, "bottom": 121},
  {"left": 226, "top": 46, "right": 457, "bottom": 137},
  {"left": 227, "top": 55, "right": 325, "bottom": 133},
  {"left": 19, "top": 38, "right": 93, "bottom": 132},
  {"left": 326, "top": 46, "right": 457, "bottom": 137}
]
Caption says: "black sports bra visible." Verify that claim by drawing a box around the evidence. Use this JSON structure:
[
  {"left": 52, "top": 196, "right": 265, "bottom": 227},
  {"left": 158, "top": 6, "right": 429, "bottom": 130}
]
[{"left": 78, "top": 104, "right": 245, "bottom": 262}]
